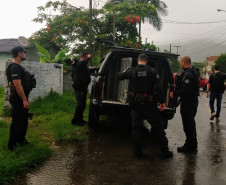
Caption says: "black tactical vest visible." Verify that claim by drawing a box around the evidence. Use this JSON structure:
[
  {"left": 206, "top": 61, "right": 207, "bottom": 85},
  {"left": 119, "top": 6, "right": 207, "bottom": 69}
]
[
  {"left": 131, "top": 66, "right": 155, "bottom": 95},
  {"left": 6, "top": 62, "right": 36, "bottom": 96}
]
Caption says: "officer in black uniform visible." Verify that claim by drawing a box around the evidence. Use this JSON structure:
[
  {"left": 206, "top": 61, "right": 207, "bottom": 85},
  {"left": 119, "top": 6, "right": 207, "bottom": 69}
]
[
  {"left": 71, "top": 53, "right": 96, "bottom": 126},
  {"left": 170, "top": 56, "right": 200, "bottom": 153},
  {"left": 117, "top": 54, "right": 173, "bottom": 159},
  {"left": 6, "top": 46, "right": 36, "bottom": 151}
]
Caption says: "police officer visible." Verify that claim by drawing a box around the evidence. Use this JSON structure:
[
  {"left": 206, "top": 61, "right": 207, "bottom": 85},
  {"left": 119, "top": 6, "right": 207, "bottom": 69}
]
[
  {"left": 6, "top": 46, "right": 35, "bottom": 151},
  {"left": 117, "top": 54, "right": 173, "bottom": 159},
  {"left": 170, "top": 56, "right": 200, "bottom": 153},
  {"left": 71, "top": 53, "right": 96, "bottom": 126}
]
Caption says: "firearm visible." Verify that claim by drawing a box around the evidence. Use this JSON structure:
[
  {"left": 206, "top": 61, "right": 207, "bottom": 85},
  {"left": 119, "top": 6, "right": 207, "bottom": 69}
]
[{"left": 173, "top": 74, "right": 182, "bottom": 107}]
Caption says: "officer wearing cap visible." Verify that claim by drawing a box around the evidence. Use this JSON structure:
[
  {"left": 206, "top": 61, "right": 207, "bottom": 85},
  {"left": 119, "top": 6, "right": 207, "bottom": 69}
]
[
  {"left": 170, "top": 56, "right": 200, "bottom": 153},
  {"left": 117, "top": 53, "right": 173, "bottom": 159},
  {"left": 6, "top": 46, "right": 35, "bottom": 151}
]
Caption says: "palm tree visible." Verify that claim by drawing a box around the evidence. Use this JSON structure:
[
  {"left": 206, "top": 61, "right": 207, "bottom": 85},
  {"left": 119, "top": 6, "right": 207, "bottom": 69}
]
[{"left": 107, "top": 0, "right": 168, "bottom": 40}]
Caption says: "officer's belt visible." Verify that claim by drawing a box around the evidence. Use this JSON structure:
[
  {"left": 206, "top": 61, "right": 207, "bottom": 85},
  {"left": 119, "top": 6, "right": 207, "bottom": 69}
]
[{"left": 136, "top": 94, "right": 154, "bottom": 102}]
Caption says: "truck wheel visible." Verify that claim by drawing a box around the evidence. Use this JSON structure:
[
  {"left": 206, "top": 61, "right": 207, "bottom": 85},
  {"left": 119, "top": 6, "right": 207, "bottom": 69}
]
[{"left": 88, "top": 101, "right": 100, "bottom": 129}]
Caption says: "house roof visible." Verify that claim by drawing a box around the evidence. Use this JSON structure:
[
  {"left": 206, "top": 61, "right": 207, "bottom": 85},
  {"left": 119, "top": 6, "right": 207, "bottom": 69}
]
[
  {"left": 206, "top": 56, "right": 218, "bottom": 62},
  {"left": 0, "top": 39, "right": 22, "bottom": 53}
]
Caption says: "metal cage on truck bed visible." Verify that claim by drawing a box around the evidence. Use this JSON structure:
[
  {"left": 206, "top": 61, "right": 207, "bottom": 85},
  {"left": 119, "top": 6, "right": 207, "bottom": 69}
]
[{"left": 88, "top": 46, "right": 179, "bottom": 128}]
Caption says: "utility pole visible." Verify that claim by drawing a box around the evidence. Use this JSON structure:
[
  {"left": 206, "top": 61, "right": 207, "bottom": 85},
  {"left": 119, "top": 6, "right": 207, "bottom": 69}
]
[
  {"left": 89, "top": 0, "right": 93, "bottom": 65},
  {"left": 174, "top": 45, "right": 181, "bottom": 55},
  {"left": 139, "top": 22, "right": 141, "bottom": 43},
  {"left": 170, "top": 44, "right": 171, "bottom": 53},
  {"left": 113, "top": 11, "right": 116, "bottom": 41}
]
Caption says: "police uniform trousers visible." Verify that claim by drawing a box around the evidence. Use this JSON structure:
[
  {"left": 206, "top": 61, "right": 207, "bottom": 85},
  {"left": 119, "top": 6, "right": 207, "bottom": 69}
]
[
  {"left": 130, "top": 102, "right": 169, "bottom": 154},
  {"left": 180, "top": 96, "right": 198, "bottom": 148},
  {"left": 8, "top": 98, "right": 28, "bottom": 147},
  {"left": 73, "top": 88, "right": 88, "bottom": 121}
]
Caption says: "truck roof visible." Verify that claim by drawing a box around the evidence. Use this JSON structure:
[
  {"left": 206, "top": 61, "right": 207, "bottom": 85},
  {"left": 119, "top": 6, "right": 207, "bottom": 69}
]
[{"left": 108, "top": 46, "right": 179, "bottom": 59}]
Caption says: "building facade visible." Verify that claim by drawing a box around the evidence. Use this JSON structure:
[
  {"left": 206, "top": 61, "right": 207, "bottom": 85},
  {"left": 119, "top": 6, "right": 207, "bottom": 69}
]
[
  {"left": 204, "top": 56, "right": 219, "bottom": 78},
  {"left": 0, "top": 38, "right": 40, "bottom": 86}
]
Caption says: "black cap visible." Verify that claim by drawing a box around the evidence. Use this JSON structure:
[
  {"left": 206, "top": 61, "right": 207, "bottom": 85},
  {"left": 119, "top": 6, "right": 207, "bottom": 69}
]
[{"left": 11, "top": 46, "right": 26, "bottom": 58}]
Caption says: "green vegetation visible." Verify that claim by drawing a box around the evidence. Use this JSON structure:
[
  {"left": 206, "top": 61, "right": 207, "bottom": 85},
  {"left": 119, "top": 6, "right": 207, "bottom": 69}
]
[
  {"left": 30, "top": 0, "right": 167, "bottom": 66},
  {"left": 215, "top": 53, "right": 226, "bottom": 73},
  {"left": 192, "top": 62, "right": 205, "bottom": 74},
  {"left": 170, "top": 59, "right": 181, "bottom": 73},
  {"left": 0, "top": 88, "right": 89, "bottom": 185}
]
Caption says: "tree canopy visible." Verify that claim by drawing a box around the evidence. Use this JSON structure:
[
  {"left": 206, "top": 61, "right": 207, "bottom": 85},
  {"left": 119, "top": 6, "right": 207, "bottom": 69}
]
[
  {"left": 30, "top": 0, "right": 166, "bottom": 65},
  {"left": 215, "top": 53, "right": 226, "bottom": 73}
]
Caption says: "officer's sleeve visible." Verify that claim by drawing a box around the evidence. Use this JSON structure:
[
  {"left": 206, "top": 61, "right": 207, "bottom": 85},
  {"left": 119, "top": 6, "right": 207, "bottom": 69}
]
[
  {"left": 117, "top": 68, "right": 132, "bottom": 80},
  {"left": 77, "top": 58, "right": 90, "bottom": 66},
  {"left": 174, "top": 73, "right": 194, "bottom": 97},
  {"left": 89, "top": 66, "right": 99, "bottom": 74},
  {"left": 154, "top": 71, "right": 165, "bottom": 103},
  {"left": 10, "top": 65, "right": 22, "bottom": 80}
]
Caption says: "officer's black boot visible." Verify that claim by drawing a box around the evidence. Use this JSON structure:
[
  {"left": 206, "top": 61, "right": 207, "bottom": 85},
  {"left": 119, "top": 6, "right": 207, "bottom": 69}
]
[
  {"left": 178, "top": 138, "right": 198, "bottom": 153},
  {"left": 8, "top": 133, "right": 17, "bottom": 151},
  {"left": 71, "top": 118, "right": 84, "bottom": 126},
  {"left": 158, "top": 132, "right": 173, "bottom": 158},
  {"left": 8, "top": 143, "right": 17, "bottom": 151},
  {"left": 18, "top": 138, "right": 29, "bottom": 146},
  {"left": 177, "top": 143, "right": 197, "bottom": 153},
  {"left": 160, "top": 148, "right": 173, "bottom": 158}
]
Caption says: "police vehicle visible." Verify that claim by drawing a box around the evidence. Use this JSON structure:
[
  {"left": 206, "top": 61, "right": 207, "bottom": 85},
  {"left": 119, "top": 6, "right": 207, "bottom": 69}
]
[{"left": 88, "top": 46, "right": 179, "bottom": 129}]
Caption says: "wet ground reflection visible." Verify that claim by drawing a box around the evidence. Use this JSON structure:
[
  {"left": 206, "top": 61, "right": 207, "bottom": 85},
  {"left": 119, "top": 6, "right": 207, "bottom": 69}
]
[{"left": 13, "top": 94, "right": 226, "bottom": 185}]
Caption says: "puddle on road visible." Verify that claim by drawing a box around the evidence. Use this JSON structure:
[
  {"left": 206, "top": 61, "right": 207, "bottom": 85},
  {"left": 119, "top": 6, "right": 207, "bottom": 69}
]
[
  {"left": 14, "top": 127, "right": 181, "bottom": 185},
  {"left": 12, "top": 98, "right": 226, "bottom": 185}
]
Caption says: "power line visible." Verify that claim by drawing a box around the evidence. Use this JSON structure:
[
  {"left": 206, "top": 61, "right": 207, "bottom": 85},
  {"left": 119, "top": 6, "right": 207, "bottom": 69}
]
[
  {"left": 178, "top": 25, "right": 226, "bottom": 51},
  {"left": 162, "top": 19, "right": 226, "bottom": 24},
  {"left": 145, "top": 24, "right": 226, "bottom": 45}
]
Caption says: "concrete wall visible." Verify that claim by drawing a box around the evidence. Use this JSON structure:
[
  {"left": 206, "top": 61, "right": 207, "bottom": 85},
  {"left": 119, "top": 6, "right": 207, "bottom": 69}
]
[
  {"left": 4, "top": 61, "right": 63, "bottom": 110},
  {"left": 0, "top": 71, "right": 5, "bottom": 86},
  {"left": 62, "top": 72, "right": 94, "bottom": 93},
  {"left": 0, "top": 53, "right": 11, "bottom": 71},
  {"left": 63, "top": 72, "right": 73, "bottom": 91}
]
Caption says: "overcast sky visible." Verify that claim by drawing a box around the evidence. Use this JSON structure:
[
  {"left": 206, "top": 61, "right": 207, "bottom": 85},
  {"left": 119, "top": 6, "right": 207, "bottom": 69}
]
[{"left": 1, "top": 0, "right": 226, "bottom": 59}]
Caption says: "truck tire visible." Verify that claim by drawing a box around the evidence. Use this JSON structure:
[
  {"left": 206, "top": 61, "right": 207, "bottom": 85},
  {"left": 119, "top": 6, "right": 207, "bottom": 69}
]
[{"left": 88, "top": 101, "right": 100, "bottom": 129}]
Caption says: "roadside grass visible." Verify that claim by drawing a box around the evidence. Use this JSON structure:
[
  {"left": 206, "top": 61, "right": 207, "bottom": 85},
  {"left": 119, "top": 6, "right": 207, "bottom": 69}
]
[
  {"left": 0, "top": 88, "right": 11, "bottom": 117},
  {"left": 0, "top": 87, "right": 4, "bottom": 116},
  {"left": 29, "top": 90, "right": 89, "bottom": 142},
  {"left": 0, "top": 88, "right": 90, "bottom": 185}
]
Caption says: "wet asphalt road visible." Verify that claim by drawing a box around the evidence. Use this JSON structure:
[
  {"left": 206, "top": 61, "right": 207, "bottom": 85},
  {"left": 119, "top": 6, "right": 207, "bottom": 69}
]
[{"left": 13, "top": 92, "right": 226, "bottom": 185}]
